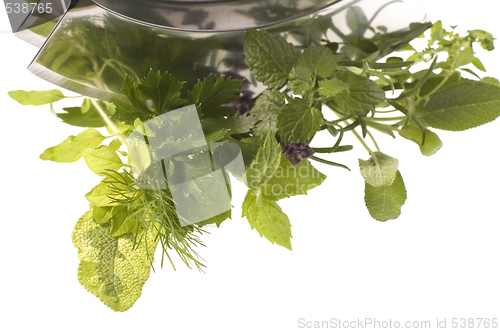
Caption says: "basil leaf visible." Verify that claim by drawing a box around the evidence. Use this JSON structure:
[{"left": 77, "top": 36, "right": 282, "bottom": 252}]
[
  {"left": 8, "top": 89, "right": 65, "bottom": 106},
  {"left": 419, "top": 81, "right": 500, "bottom": 131},
  {"left": 82, "top": 146, "right": 125, "bottom": 176},
  {"left": 40, "top": 129, "right": 105, "bottom": 163}
]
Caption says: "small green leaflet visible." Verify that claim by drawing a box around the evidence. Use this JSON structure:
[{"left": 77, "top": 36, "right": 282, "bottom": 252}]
[
  {"left": 109, "top": 205, "right": 136, "bottom": 237},
  {"left": 332, "top": 71, "right": 386, "bottom": 115},
  {"left": 359, "top": 152, "right": 399, "bottom": 187},
  {"left": 242, "top": 190, "right": 292, "bottom": 250},
  {"left": 261, "top": 156, "right": 326, "bottom": 200},
  {"left": 277, "top": 99, "right": 323, "bottom": 144},
  {"left": 187, "top": 74, "right": 243, "bottom": 117},
  {"left": 93, "top": 205, "right": 113, "bottom": 224},
  {"left": 399, "top": 124, "right": 443, "bottom": 156},
  {"left": 82, "top": 146, "right": 125, "bottom": 176},
  {"left": 40, "top": 128, "right": 105, "bottom": 163},
  {"left": 251, "top": 90, "right": 286, "bottom": 138},
  {"left": 244, "top": 30, "right": 295, "bottom": 89},
  {"left": 295, "top": 44, "right": 337, "bottom": 79},
  {"left": 246, "top": 130, "right": 281, "bottom": 188},
  {"left": 318, "top": 78, "right": 350, "bottom": 97},
  {"left": 419, "top": 81, "right": 500, "bottom": 131},
  {"left": 72, "top": 209, "right": 158, "bottom": 312},
  {"left": 111, "top": 76, "right": 153, "bottom": 125},
  {"left": 138, "top": 69, "right": 186, "bottom": 113},
  {"left": 364, "top": 171, "right": 407, "bottom": 221},
  {"left": 57, "top": 100, "right": 115, "bottom": 128},
  {"left": 8, "top": 89, "right": 65, "bottom": 106}
]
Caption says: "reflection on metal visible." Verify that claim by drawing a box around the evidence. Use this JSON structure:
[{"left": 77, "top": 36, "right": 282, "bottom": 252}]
[
  {"left": 128, "top": 105, "right": 246, "bottom": 227},
  {"left": 20, "top": 0, "right": 429, "bottom": 100}
]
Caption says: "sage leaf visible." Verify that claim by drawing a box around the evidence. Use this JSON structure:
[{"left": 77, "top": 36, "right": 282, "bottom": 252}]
[
  {"left": 364, "top": 171, "right": 407, "bottom": 221},
  {"left": 72, "top": 209, "right": 158, "bottom": 312},
  {"left": 419, "top": 81, "right": 500, "bottom": 131},
  {"left": 242, "top": 190, "right": 292, "bottom": 250},
  {"left": 40, "top": 128, "right": 105, "bottom": 163},
  {"left": 359, "top": 152, "right": 399, "bottom": 187}
]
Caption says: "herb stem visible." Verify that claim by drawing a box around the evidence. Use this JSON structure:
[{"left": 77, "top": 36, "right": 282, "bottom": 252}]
[{"left": 90, "top": 98, "right": 130, "bottom": 150}]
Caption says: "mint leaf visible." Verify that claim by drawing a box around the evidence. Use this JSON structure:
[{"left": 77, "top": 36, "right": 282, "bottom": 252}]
[
  {"left": 364, "top": 171, "right": 407, "bottom": 221},
  {"left": 318, "top": 78, "right": 350, "bottom": 97},
  {"left": 187, "top": 74, "right": 242, "bottom": 117},
  {"left": 40, "top": 129, "right": 105, "bottom": 163},
  {"left": 82, "top": 146, "right": 124, "bottom": 176},
  {"left": 419, "top": 81, "right": 500, "bottom": 131},
  {"left": 277, "top": 98, "right": 323, "bottom": 144},
  {"left": 56, "top": 100, "right": 114, "bottom": 128},
  {"left": 261, "top": 156, "right": 326, "bottom": 200},
  {"left": 8, "top": 89, "right": 65, "bottom": 106},
  {"left": 359, "top": 152, "right": 399, "bottom": 187},
  {"left": 399, "top": 124, "right": 443, "bottom": 156},
  {"left": 244, "top": 30, "right": 295, "bottom": 89},
  {"left": 72, "top": 209, "right": 158, "bottom": 312},
  {"left": 247, "top": 130, "right": 281, "bottom": 188},
  {"left": 332, "top": 71, "right": 385, "bottom": 115},
  {"left": 251, "top": 90, "right": 286, "bottom": 138},
  {"left": 295, "top": 44, "right": 337, "bottom": 79},
  {"left": 138, "top": 70, "right": 186, "bottom": 113},
  {"left": 202, "top": 113, "right": 256, "bottom": 136},
  {"left": 242, "top": 190, "right": 292, "bottom": 250}
]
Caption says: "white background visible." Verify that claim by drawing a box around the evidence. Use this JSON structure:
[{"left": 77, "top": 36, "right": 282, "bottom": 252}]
[{"left": 0, "top": 1, "right": 499, "bottom": 331}]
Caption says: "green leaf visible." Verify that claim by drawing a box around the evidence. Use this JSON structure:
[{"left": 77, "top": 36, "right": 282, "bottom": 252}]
[
  {"left": 40, "top": 129, "right": 106, "bottom": 163},
  {"left": 481, "top": 77, "right": 500, "bottom": 85},
  {"left": 399, "top": 124, "right": 443, "bottom": 156},
  {"left": 242, "top": 190, "right": 292, "bottom": 250},
  {"left": 244, "top": 30, "right": 296, "bottom": 89},
  {"left": 419, "top": 81, "right": 500, "bottom": 131},
  {"left": 277, "top": 99, "right": 323, "bottom": 144},
  {"left": 72, "top": 209, "right": 158, "bottom": 312},
  {"left": 346, "top": 6, "right": 369, "bottom": 37},
  {"left": 92, "top": 205, "right": 113, "bottom": 224},
  {"left": 295, "top": 44, "right": 337, "bottom": 79},
  {"left": 202, "top": 113, "right": 257, "bottom": 137},
  {"left": 332, "top": 71, "right": 385, "bottom": 115},
  {"left": 82, "top": 146, "right": 124, "bottom": 176},
  {"left": 8, "top": 89, "right": 65, "bottom": 106},
  {"left": 109, "top": 138, "right": 122, "bottom": 151},
  {"left": 86, "top": 182, "right": 116, "bottom": 207},
  {"left": 205, "top": 128, "right": 229, "bottom": 143},
  {"left": 251, "top": 90, "right": 286, "bottom": 138},
  {"left": 111, "top": 76, "right": 153, "bottom": 125},
  {"left": 364, "top": 171, "right": 407, "bottom": 221},
  {"left": 109, "top": 205, "right": 136, "bottom": 237},
  {"left": 196, "top": 209, "right": 231, "bottom": 227},
  {"left": 472, "top": 57, "right": 486, "bottom": 72},
  {"left": 81, "top": 98, "right": 91, "bottom": 113},
  {"left": 138, "top": 70, "right": 186, "bottom": 113},
  {"left": 246, "top": 130, "right": 281, "bottom": 188},
  {"left": 358, "top": 152, "right": 399, "bottom": 187},
  {"left": 261, "top": 156, "right": 326, "bottom": 200},
  {"left": 318, "top": 78, "right": 350, "bottom": 97},
  {"left": 455, "top": 47, "right": 474, "bottom": 67},
  {"left": 57, "top": 101, "right": 114, "bottom": 128},
  {"left": 187, "top": 74, "right": 242, "bottom": 117}
]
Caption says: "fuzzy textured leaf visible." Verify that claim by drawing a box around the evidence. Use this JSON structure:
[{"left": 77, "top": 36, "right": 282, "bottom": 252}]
[
  {"left": 359, "top": 152, "right": 399, "bottom": 187},
  {"left": 364, "top": 171, "right": 407, "bottom": 221}
]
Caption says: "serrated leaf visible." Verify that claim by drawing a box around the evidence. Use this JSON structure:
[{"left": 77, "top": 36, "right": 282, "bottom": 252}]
[
  {"left": 261, "top": 156, "right": 326, "bottom": 200},
  {"left": 111, "top": 76, "right": 153, "bottom": 125},
  {"left": 72, "top": 209, "right": 158, "bottom": 312},
  {"left": 8, "top": 89, "right": 65, "bottom": 106},
  {"left": 205, "top": 128, "right": 229, "bottom": 143},
  {"left": 57, "top": 101, "right": 114, "bottom": 128},
  {"left": 40, "top": 129, "right": 105, "bottom": 163},
  {"left": 318, "top": 78, "right": 350, "bottom": 97},
  {"left": 419, "top": 81, "right": 500, "bottom": 131},
  {"left": 247, "top": 130, "right": 281, "bottom": 188},
  {"left": 82, "top": 146, "right": 125, "bottom": 176},
  {"left": 251, "top": 90, "right": 286, "bottom": 138},
  {"left": 138, "top": 70, "right": 186, "bottom": 113},
  {"left": 244, "top": 30, "right": 295, "bottom": 89},
  {"left": 364, "top": 171, "right": 407, "bottom": 221},
  {"left": 295, "top": 44, "right": 337, "bottom": 79},
  {"left": 242, "top": 190, "right": 292, "bottom": 250},
  {"left": 332, "top": 71, "right": 385, "bottom": 115},
  {"left": 399, "top": 124, "right": 443, "bottom": 156},
  {"left": 277, "top": 99, "right": 323, "bottom": 144},
  {"left": 187, "top": 74, "right": 242, "bottom": 117},
  {"left": 359, "top": 152, "right": 399, "bottom": 187}
]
